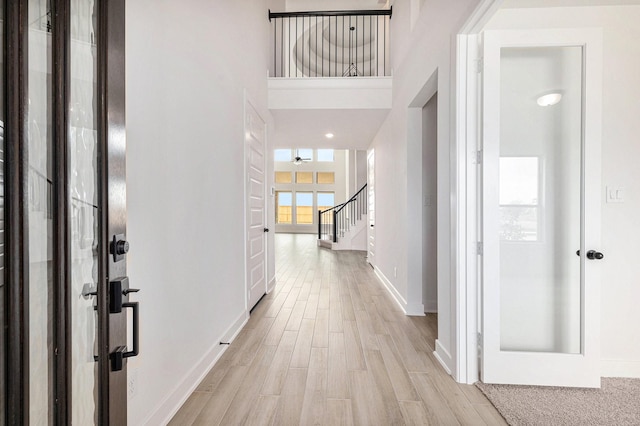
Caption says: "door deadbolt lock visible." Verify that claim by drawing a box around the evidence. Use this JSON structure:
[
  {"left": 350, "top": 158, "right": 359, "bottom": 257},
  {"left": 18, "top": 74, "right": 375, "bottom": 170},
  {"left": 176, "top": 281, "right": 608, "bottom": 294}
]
[{"left": 110, "top": 234, "right": 129, "bottom": 262}]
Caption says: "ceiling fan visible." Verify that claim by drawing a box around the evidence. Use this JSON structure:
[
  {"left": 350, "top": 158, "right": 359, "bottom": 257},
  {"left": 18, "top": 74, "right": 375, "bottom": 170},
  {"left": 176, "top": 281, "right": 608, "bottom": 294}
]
[{"left": 292, "top": 154, "right": 311, "bottom": 165}]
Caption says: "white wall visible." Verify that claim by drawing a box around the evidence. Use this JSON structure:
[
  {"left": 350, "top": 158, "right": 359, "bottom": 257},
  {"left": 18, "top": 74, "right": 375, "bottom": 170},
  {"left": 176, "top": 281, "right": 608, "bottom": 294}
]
[
  {"left": 368, "top": 0, "right": 480, "bottom": 374},
  {"left": 486, "top": 5, "right": 640, "bottom": 378},
  {"left": 126, "top": 0, "right": 283, "bottom": 423}
]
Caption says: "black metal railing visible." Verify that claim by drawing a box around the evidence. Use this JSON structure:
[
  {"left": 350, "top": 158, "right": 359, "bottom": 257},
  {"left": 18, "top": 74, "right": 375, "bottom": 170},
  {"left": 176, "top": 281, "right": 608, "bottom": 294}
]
[
  {"left": 269, "top": 9, "right": 392, "bottom": 78},
  {"left": 318, "top": 184, "right": 367, "bottom": 243}
]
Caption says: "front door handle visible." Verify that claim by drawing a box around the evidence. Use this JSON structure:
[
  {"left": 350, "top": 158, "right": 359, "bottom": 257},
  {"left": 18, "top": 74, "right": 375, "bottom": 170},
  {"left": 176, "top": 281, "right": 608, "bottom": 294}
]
[
  {"left": 264, "top": 228, "right": 269, "bottom": 232},
  {"left": 110, "top": 302, "right": 140, "bottom": 371},
  {"left": 122, "top": 302, "right": 140, "bottom": 359},
  {"left": 576, "top": 249, "right": 605, "bottom": 260}
]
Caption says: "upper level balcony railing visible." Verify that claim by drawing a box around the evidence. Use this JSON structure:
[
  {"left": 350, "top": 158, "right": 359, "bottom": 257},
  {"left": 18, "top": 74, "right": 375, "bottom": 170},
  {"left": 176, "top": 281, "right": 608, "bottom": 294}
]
[{"left": 269, "top": 9, "right": 392, "bottom": 78}]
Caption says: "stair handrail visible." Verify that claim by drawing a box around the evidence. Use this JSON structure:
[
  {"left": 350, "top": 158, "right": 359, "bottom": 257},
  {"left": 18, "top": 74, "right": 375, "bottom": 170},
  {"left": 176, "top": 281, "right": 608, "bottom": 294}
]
[
  {"left": 318, "top": 184, "right": 367, "bottom": 243},
  {"left": 335, "top": 184, "right": 367, "bottom": 214}
]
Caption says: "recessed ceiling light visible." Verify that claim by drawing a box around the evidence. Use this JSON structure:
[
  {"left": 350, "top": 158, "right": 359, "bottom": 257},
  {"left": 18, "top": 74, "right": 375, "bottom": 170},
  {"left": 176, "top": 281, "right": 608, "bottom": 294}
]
[
  {"left": 536, "top": 93, "right": 562, "bottom": 107},
  {"left": 325, "top": 133, "right": 334, "bottom": 139}
]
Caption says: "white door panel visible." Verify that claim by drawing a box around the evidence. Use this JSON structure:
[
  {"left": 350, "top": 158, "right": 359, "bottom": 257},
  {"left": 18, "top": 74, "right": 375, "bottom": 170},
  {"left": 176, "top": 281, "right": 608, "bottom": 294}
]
[
  {"left": 367, "top": 150, "right": 375, "bottom": 266},
  {"left": 246, "top": 101, "right": 267, "bottom": 311},
  {"left": 481, "top": 29, "right": 603, "bottom": 388}
]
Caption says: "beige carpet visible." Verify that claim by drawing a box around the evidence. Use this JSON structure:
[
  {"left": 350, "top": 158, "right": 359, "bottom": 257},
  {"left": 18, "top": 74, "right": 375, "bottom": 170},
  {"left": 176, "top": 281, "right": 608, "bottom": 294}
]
[{"left": 476, "top": 378, "right": 640, "bottom": 426}]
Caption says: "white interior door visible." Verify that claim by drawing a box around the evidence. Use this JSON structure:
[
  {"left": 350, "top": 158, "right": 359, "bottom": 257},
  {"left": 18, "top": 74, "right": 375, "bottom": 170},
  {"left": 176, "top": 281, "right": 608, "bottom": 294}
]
[
  {"left": 367, "top": 149, "right": 375, "bottom": 266},
  {"left": 245, "top": 100, "right": 267, "bottom": 311},
  {"left": 481, "top": 29, "right": 603, "bottom": 388}
]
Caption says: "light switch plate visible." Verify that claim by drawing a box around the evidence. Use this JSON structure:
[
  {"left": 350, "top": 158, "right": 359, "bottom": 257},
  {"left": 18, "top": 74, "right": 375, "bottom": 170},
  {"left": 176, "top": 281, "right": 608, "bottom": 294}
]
[{"left": 606, "top": 186, "right": 625, "bottom": 203}]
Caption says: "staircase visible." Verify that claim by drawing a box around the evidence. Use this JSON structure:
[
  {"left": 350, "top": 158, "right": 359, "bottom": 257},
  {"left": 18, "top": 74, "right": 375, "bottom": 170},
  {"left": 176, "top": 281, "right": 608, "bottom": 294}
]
[{"left": 318, "top": 184, "right": 368, "bottom": 251}]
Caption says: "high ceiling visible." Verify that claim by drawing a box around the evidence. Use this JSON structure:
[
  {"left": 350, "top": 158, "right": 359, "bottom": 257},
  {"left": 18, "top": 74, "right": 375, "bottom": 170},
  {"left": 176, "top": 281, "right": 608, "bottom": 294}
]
[
  {"left": 271, "top": 109, "right": 389, "bottom": 150},
  {"left": 271, "top": 0, "right": 640, "bottom": 152}
]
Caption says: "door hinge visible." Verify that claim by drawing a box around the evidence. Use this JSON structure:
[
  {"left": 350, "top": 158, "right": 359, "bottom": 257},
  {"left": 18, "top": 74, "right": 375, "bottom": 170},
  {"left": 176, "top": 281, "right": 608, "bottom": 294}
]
[
  {"left": 477, "top": 331, "right": 483, "bottom": 346},
  {"left": 477, "top": 242, "right": 483, "bottom": 256},
  {"left": 475, "top": 57, "right": 484, "bottom": 74},
  {"left": 476, "top": 150, "right": 483, "bottom": 165}
]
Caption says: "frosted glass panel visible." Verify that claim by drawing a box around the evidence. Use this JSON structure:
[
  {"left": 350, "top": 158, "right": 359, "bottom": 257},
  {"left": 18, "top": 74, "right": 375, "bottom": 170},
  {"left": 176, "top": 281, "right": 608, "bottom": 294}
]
[
  {"left": 28, "top": 1, "right": 54, "bottom": 423},
  {"left": 499, "top": 46, "right": 583, "bottom": 354},
  {"left": 70, "top": 0, "right": 98, "bottom": 424}
]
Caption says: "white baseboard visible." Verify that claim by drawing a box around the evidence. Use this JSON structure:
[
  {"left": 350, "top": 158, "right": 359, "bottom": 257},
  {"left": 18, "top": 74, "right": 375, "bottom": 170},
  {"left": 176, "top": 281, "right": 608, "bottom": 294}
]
[
  {"left": 267, "top": 276, "right": 276, "bottom": 293},
  {"left": 373, "top": 266, "right": 407, "bottom": 314},
  {"left": 424, "top": 300, "right": 437, "bottom": 313},
  {"left": 142, "top": 310, "right": 249, "bottom": 426},
  {"left": 601, "top": 359, "right": 640, "bottom": 378},
  {"left": 434, "top": 339, "right": 453, "bottom": 375},
  {"left": 405, "top": 303, "right": 426, "bottom": 317}
]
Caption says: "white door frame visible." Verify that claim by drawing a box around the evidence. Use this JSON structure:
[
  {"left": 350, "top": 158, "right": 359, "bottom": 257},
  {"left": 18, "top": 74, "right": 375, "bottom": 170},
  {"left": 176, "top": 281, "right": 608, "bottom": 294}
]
[{"left": 454, "top": 0, "right": 505, "bottom": 384}]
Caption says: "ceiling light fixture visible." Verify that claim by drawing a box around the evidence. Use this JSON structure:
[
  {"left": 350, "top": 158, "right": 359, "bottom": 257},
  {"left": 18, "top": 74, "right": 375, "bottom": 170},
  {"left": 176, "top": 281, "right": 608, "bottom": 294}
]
[
  {"left": 325, "top": 133, "right": 334, "bottom": 139},
  {"left": 536, "top": 93, "right": 562, "bottom": 107}
]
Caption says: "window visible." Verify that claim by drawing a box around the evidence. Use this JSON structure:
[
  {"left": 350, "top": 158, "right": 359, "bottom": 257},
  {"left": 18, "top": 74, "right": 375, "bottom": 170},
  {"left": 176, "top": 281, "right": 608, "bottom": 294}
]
[
  {"left": 296, "top": 149, "right": 313, "bottom": 161},
  {"left": 274, "top": 149, "right": 292, "bottom": 162},
  {"left": 499, "top": 157, "right": 540, "bottom": 241},
  {"left": 317, "top": 192, "right": 335, "bottom": 211},
  {"left": 275, "top": 171, "right": 292, "bottom": 183},
  {"left": 296, "top": 192, "right": 313, "bottom": 224},
  {"left": 317, "top": 149, "right": 334, "bottom": 162},
  {"left": 276, "top": 191, "right": 292, "bottom": 224},
  {"left": 296, "top": 171, "right": 313, "bottom": 184},
  {"left": 317, "top": 172, "right": 335, "bottom": 184}
]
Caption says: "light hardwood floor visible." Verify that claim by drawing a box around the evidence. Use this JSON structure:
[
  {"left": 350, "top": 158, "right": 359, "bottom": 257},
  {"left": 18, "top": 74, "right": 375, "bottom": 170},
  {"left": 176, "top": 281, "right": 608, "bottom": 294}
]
[{"left": 169, "top": 234, "right": 506, "bottom": 425}]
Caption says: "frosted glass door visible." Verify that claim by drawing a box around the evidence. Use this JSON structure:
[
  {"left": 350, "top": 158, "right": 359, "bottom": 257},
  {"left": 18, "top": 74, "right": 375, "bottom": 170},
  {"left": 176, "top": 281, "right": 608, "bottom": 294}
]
[
  {"left": 499, "top": 46, "right": 582, "bottom": 354},
  {"left": 70, "top": 0, "right": 99, "bottom": 423},
  {"left": 482, "top": 29, "right": 603, "bottom": 388},
  {"left": 28, "top": 2, "right": 54, "bottom": 423}
]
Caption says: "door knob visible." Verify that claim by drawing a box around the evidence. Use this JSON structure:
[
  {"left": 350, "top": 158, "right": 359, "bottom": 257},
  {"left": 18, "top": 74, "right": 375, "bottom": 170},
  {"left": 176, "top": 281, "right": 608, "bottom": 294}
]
[
  {"left": 586, "top": 250, "right": 604, "bottom": 260},
  {"left": 264, "top": 228, "right": 270, "bottom": 232},
  {"left": 576, "top": 250, "right": 604, "bottom": 260}
]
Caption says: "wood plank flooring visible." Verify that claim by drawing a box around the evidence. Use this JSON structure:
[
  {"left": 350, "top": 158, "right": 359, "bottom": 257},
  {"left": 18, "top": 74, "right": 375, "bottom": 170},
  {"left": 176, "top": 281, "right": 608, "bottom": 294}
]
[{"left": 170, "top": 234, "right": 505, "bottom": 425}]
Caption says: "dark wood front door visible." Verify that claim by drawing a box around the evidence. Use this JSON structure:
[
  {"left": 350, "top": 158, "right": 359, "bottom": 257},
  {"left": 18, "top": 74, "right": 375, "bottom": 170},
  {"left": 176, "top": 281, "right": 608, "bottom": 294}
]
[{"left": 2, "top": 0, "right": 131, "bottom": 423}]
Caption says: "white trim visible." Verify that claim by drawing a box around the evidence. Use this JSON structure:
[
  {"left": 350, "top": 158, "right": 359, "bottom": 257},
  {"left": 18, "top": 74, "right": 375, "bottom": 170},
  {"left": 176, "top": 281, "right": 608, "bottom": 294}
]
[
  {"left": 405, "top": 303, "right": 426, "bottom": 317},
  {"left": 373, "top": 266, "right": 408, "bottom": 314},
  {"left": 267, "top": 276, "right": 276, "bottom": 294},
  {"left": 601, "top": 360, "right": 640, "bottom": 379},
  {"left": 434, "top": 340, "right": 453, "bottom": 374},
  {"left": 424, "top": 300, "right": 438, "bottom": 314},
  {"left": 454, "top": 0, "right": 503, "bottom": 385},
  {"left": 142, "top": 310, "right": 249, "bottom": 426},
  {"left": 459, "top": 0, "right": 505, "bottom": 34}
]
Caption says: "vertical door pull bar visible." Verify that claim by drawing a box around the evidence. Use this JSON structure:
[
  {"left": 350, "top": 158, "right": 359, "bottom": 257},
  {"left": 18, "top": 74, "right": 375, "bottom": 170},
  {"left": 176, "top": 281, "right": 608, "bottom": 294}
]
[{"left": 122, "top": 301, "right": 140, "bottom": 359}]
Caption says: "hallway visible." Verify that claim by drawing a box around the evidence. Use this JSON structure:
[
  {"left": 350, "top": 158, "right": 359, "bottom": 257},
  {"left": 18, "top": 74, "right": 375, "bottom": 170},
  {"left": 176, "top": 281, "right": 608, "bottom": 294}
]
[{"left": 169, "top": 234, "right": 505, "bottom": 425}]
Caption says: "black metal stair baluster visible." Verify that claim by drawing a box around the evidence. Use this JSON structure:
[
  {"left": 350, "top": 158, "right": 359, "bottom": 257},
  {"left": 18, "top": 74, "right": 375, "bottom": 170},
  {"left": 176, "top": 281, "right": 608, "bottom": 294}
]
[
  {"left": 322, "top": 17, "right": 324, "bottom": 76},
  {"left": 288, "top": 17, "right": 291, "bottom": 77}
]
